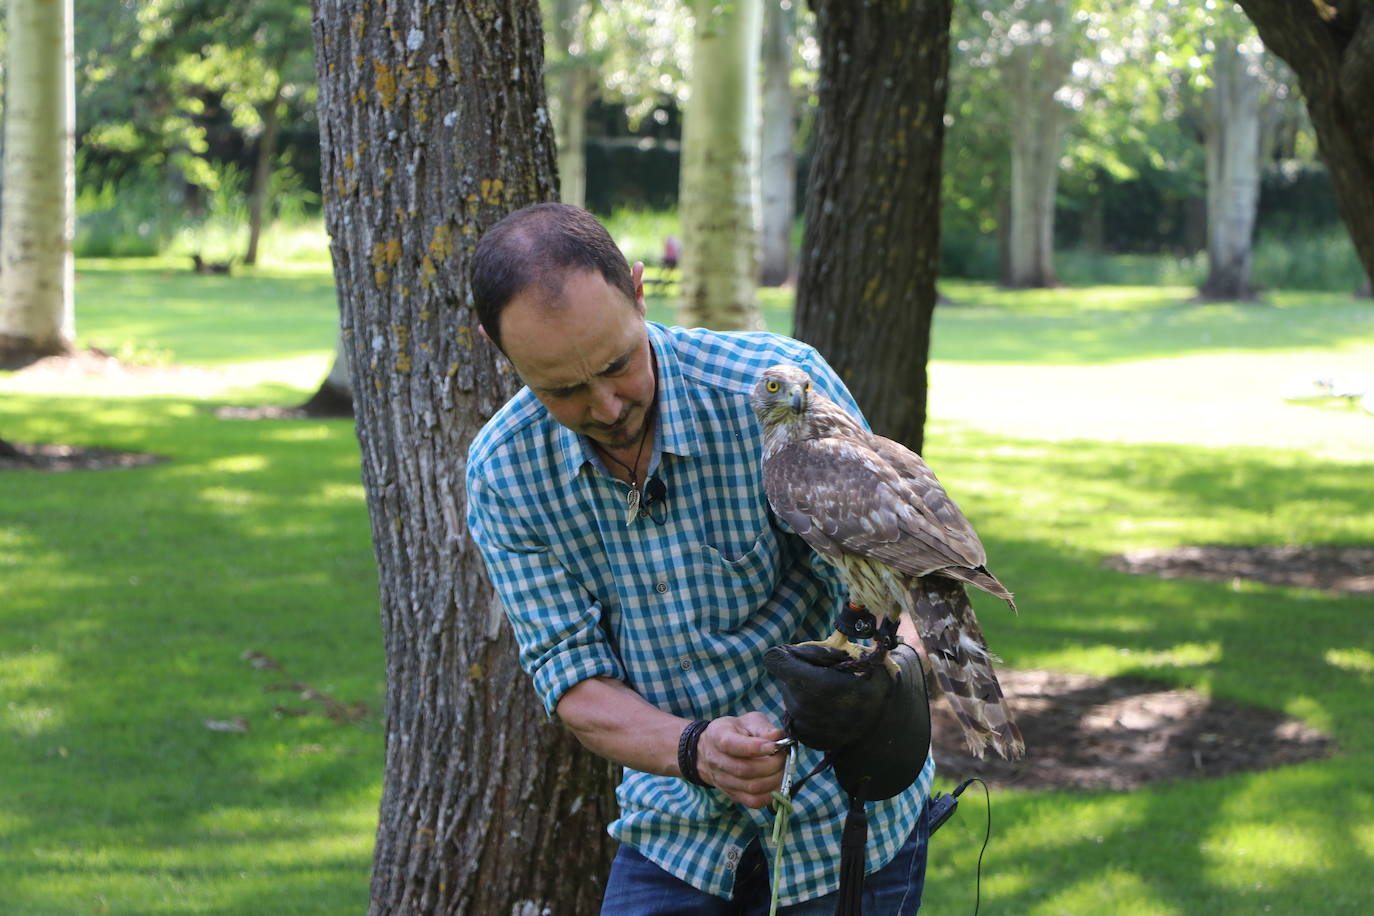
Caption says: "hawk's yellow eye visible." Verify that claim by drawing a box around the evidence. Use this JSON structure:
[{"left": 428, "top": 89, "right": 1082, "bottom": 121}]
[
  {"left": 804, "top": 382, "right": 811, "bottom": 392},
  {"left": 766, "top": 380, "right": 780, "bottom": 392}
]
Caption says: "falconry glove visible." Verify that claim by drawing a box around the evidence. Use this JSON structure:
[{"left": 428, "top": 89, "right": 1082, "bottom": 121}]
[
  {"left": 763, "top": 640, "right": 931, "bottom": 800},
  {"left": 764, "top": 639, "right": 932, "bottom": 916}
]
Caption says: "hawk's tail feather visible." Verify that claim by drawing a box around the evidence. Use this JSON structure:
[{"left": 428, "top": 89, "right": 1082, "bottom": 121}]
[
  {"left": 934, "top": 565, "right": 1017, "bottom": 614},
  {"left": 909, "top": 576, "right": 1025, "bottom": 761}
]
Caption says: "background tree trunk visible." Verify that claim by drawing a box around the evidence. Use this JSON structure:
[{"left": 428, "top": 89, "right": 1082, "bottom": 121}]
[
  {"left": 311, "top": 1, "right": 618, "bottom": 912},
  {"left": 1002, "top": 3, "right": 1070, "bottom": 289},
  {"left": 0, "top": 0, "right": 75, "bottom": 368},
  {"left": 244, "top": 71, "right": 286, "bottom": 267},
  {"left": 1199, "top": 38, "right": 1262, "bottom": 300},
  {"left": 677, "top": 0, "right": 762, "bottom": 330},
  {"left": 298, "top": 327, "right": 354, "bottom": 417},
  {"left": 1236, "top": 0, "right": 1374, "bottom": 286},
  {"left": 758, "top": 0, "right": 795, "bottom": 287},
  {"left": 793, "top": 0, "right": 951, "bottom": 453},
  {"left": 549, "top": 0, "right": 594, "bottom": 209}
]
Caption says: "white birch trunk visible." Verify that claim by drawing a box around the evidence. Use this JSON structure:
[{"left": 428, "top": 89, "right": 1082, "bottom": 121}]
[
  {"left": 555, "top": 70, "right": 590, "bottom": 209},
  {"left": 678, "top": 0, "right": 762, "bottom": 330},
  {"left": 758, "top": 0, "right": 794, "bottom": 287},
  {"left": 1003, "top": 4, "right": 1070, "bottom": 289},
  {"left": 550, "top": 0, "right": 592, "bottom": 209},
  {"left": 0, "top": 0, "right": 75, "bottom": 364},
  {"left": 1200, "top": 38, "right": 1262, "bottom": 300}
]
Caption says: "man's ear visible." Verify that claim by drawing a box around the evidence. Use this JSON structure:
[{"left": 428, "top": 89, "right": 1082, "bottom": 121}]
[{"left": 631, "top": 261, "right": 646, "bottom": 314}]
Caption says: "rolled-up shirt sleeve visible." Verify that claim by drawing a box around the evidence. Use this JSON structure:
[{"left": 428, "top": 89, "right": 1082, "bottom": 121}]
[{"left": 466, "top": 470, "right": 624, "bottom": 716}]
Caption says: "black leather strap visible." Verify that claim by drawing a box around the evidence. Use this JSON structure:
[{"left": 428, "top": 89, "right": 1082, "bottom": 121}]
[{"left": 677, "top": 719, "right": 712, "bottom": 788}]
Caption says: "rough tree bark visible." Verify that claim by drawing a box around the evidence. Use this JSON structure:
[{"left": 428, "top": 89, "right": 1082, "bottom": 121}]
[
  {"left": 0, "top": 0, "right": 75, "bottom": 369},
  {"left": 1199, "top": 37, "right": 1262, "bottom": 300},
  {"left": 1002, "top": 2, "right": 1071, "bottom": 290},
  {"left": 677, "top": 0, "right": 762, "bottom": 330},
  {"left": 793, "top": 0, "right": 951, "bottom": 453},
  {"left": 758, "top": 0, "right": 795, "bottom": 287},
  {"left": 311, "top": 2, "right": 618, "bottom": 912},
  {"left": 1236, "top": 0, "right": 1374, "bottom": 286}
]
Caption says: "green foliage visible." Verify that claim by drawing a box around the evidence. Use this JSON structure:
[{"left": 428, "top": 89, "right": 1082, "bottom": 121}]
[
  {"left": 74, "top": 0, "right": 320, "bottom": 259},
  {"left": 599, "top": 205, "right": 682, "bottom": 267},
  {"left": 74, "top": 167, "right": 167, "bottom": 258},
  {"left": 1250, "top": 229, "right": 1367, "bottom": 294}
]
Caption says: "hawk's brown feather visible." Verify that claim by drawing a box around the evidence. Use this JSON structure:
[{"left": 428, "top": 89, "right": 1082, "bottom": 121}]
[{"left": 752, "top": 364, "right": 1023, "bottom": 760}]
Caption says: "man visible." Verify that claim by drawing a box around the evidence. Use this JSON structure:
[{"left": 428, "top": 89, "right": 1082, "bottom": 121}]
[{"left": 465, "top": 203, "right": 934, "bottom": 913}]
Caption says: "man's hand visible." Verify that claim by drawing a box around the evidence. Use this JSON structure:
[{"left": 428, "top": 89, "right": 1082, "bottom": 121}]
[{"left": 695, "top": 713, "right": 785, "bottom": 808}]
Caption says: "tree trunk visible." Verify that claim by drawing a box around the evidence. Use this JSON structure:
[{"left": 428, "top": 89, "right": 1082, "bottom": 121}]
[
  {"left": 758, "top": 0, "right": 795, "bottom": 287},
  {"left": 549, "top": 0, "right": 593, "bottom": 209},
  {"left": 0, "top": 0, "right": 75, "bottom": 369},
  {"left": 1199, "top": 38, "right": 1262, "bottom": 300},
  {"left": 556, "top": 70, "right": 591, "bottom": 209},
  {"left": 793, "top": 0, "right": 951, "bottom": 453},
  {"left": 677, "top": 0, "right": 762, "bottom": 330},
  {"left": 244, "top": 74, "right": 286, "bottom": 267},
  {"left": 311, "top": 2, "right": 618, "bottom": 913},
  {"left": 1236, "top": 0, "right": 1374, "bottom": 286},
  {"left": 297, "top": 327, "right": 354, "bottom": 417},
  {"left": 1001, "top": 7, "right": 1070, "bottom": 290}
]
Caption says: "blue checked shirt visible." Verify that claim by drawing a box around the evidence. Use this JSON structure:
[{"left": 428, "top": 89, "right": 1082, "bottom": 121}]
[{"left": 467, "top": 322, "right": 934, "bottom": 905}]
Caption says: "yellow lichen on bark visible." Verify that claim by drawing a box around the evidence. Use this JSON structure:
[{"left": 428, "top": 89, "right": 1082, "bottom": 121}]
[{"left": 374, "top": 61, "right": 398, "bottom": 109}]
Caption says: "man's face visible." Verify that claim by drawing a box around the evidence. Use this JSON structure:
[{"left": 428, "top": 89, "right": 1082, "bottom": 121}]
[{"left": 496, "top": 267, "right": 656, "bottom": 450}]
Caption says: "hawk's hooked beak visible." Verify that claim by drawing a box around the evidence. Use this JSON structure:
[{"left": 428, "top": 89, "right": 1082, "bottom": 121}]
[{"left": 789, "top": 385, "right": 806, "bottom": 413}]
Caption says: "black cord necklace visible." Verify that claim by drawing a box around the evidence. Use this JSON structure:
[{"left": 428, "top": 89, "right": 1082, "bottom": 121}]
[{"left": 601, "top": 393, "right": 658, "bottom": 527}]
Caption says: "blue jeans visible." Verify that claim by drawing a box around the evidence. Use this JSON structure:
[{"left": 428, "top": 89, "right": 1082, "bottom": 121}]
[{"left": 600, "top": 802, "right": 929, "bottom": 915}]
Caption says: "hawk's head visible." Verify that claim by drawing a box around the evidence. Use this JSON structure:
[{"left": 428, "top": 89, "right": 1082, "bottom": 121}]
[{"left": 750, "top": 364, "right": 814, "bottom": 434}]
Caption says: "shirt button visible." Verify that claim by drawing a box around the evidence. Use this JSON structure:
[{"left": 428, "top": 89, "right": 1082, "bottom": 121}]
[
  {"left": 655, "top": 581, "right": 668, "bottom": 593},
  {"left": 679, "top": 656, "right": 692, "bottom": 671}
]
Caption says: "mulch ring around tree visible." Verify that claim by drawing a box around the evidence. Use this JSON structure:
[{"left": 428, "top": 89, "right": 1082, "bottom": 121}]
[
  {"left": 934, "top": 544, "right": 1366, "bottom": 791},
  {"left": 0, "top": 440, "right": 167, "bottom": 472},
  {"left": 932, "top": 668, "right": 1335, "bottom": 792}
]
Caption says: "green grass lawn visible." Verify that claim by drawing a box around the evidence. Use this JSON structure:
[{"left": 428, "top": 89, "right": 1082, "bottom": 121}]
[{"left": 3, "top": 258, "right": 1373, "bottom": 913}]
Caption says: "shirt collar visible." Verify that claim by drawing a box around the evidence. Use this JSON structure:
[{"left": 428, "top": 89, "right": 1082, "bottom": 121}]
[{"left": 550, "top": 321, "right": 701, "bottom": 486}]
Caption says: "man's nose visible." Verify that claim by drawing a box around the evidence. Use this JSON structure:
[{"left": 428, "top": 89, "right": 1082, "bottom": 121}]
[{"left": 588, "top": 385, "right": 623, "bottom": 425}]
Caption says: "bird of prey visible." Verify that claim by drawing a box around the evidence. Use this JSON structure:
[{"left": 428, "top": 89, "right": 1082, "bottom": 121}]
[{"left": 751, "top": 364, "right": 1024, "bottom": 760}]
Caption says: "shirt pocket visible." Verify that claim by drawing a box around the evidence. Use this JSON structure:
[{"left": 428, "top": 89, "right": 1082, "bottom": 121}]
[{"left": 697, "top": 529, "right": 782, "bottom": 632}]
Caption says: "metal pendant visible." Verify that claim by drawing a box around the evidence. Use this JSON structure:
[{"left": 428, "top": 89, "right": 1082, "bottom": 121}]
[{"left": 624, "top": 486, "right": 641, "bottom": 527}]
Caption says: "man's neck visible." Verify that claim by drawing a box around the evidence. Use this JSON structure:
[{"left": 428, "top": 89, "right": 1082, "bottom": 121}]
[{"left": 595, "top": 422, "right": 654, "bottom": 487}]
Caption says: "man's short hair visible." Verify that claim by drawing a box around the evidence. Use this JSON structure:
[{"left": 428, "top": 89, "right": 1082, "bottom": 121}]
[{"left": 470, "top": 203, "right": 636, "bottom": 352}]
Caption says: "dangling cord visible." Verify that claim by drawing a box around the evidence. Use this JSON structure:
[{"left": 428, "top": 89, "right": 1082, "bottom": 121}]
[{"left": 767, "top": 742, "right": 800, "bottom": 916}]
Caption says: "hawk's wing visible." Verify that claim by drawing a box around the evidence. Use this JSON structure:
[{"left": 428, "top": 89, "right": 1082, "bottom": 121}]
[{"left": 763, "top": 432, "right": 988, "bottom": 576}]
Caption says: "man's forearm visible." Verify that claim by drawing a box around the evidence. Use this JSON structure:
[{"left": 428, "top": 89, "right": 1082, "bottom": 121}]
[
  {"left": 555, "top": 676, "right": 687, "bottom": 777},
  {"left": 555, "top": 675, "right": 787, "bottom": 808}
]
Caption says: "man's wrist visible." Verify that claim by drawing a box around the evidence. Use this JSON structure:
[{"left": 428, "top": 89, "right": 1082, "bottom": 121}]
[{"left": 677, "top": 719, "right": 713, "bottom": 787}]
